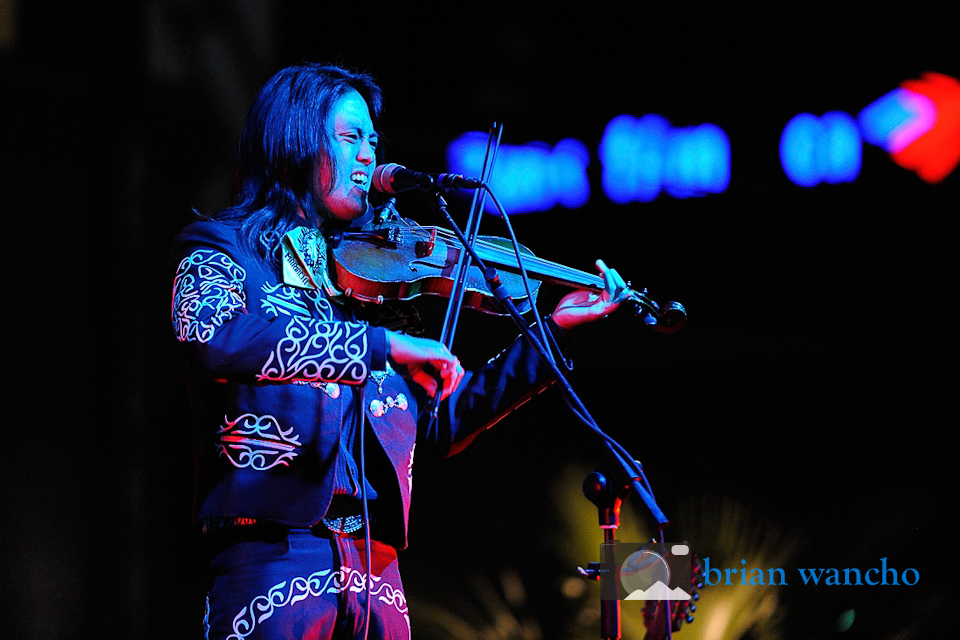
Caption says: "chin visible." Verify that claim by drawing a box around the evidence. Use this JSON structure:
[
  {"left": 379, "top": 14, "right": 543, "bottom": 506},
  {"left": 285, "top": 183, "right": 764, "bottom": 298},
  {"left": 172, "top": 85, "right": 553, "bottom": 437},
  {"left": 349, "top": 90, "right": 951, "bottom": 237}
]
[{"left": 328, "top": 202, "right": 369, "bottom": 223}]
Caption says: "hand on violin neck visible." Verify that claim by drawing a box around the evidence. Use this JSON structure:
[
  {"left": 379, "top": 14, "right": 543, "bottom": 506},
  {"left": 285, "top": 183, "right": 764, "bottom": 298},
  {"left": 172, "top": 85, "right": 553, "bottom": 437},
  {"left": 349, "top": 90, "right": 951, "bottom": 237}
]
[
  {"left": 552, "top": 259, "right": 629, "bottom": 330},
  {"left": 387, "top": 332, "right": 464, "bottom": 401}
]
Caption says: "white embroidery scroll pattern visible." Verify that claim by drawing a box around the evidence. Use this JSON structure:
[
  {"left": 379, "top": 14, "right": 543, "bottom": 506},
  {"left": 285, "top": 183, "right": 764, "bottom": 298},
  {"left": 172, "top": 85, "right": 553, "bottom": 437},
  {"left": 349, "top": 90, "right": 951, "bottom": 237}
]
[
  {"left": 216, "top": 413, "right": 300, "bottom": 470},
  {"left": 260, "top": 282, "right": 310, "bottom": 318},
  {"left": 172, "top": 249, "right": 247, "bottom": 344},
  {"left": 299, "top": 287, "right": 335, "bottom": 320},
  {"left": 227, "top": 567, "right": 408, "bottom": 640},
  {"left": 259, "top": 282, "right": 336, "bottom": 320},
  {"left": 257, "top": 318, "right": 368, "bottom": 384}
]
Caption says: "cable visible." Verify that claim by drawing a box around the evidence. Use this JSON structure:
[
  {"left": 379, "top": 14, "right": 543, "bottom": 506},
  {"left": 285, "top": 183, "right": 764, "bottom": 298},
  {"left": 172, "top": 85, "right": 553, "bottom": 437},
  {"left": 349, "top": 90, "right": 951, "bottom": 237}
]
[
  {"left": 358, "top": 386, "right": 372, "bottom": 640},
  {"left": 482, "top": 184, "right": 557, "bottom": 367},
  {"left": 437, "top": 184, "right": 663, "bottom": 524}
]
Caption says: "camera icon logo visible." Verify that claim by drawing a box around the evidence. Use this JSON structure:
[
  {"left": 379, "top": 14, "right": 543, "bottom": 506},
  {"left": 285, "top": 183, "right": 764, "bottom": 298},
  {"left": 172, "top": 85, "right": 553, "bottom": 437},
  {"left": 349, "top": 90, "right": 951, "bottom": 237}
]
[{"left": 602, "top": 542, "right": 693, "bottom": 601}]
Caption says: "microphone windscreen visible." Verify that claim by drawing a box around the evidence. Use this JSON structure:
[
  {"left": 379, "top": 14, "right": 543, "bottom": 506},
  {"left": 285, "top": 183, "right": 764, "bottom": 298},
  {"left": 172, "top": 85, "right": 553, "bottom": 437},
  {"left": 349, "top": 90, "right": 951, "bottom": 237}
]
[{"left": 372, "top": 163, "right": 401, "bottom": 193}]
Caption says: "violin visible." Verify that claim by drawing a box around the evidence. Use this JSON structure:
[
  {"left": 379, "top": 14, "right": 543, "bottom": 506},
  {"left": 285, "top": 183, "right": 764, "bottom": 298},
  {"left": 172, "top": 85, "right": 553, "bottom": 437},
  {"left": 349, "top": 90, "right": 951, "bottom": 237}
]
[{"left": 325, "top": 216, "right": 685, "bottom": 333}]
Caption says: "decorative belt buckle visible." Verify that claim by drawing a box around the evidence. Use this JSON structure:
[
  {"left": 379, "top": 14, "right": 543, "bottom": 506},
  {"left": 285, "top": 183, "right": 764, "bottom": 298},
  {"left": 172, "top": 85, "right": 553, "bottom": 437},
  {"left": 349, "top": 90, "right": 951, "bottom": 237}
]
[{"left": 322, "top": 514, "right": 364, "bottom": 534}]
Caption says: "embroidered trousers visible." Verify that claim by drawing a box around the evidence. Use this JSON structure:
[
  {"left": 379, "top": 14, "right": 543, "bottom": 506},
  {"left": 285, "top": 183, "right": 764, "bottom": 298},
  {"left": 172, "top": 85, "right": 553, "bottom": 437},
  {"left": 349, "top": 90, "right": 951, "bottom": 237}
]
[{"left": 205, "top": 529, "right": 410, "bottom": 640}]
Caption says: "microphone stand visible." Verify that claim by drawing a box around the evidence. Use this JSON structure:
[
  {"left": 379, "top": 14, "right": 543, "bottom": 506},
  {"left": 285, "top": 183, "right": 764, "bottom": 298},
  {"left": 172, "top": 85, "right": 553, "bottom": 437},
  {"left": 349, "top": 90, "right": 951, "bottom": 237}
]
[
  {"left": 422, "top": 122, "right": 678, "bottom": 638},
  {"left": 426, "top": 124, "right": 503, "bottom": 432},
  {"left": 580, "top": 462, "right": 675, "bottom": 640},
  {"left": 581, "top": 467, "right": 626, "bottom": 640},
  {"left": 436, "top": 124, "right": 502, "bottom": 352},
  {"left": 425, "top": 186, "right": 671, "bottom": 639}
]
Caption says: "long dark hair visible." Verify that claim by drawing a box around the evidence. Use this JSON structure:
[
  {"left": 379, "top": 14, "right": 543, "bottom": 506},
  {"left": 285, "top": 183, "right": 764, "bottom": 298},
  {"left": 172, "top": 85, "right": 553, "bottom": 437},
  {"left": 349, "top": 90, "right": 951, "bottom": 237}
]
[{"left": 212, "top": 63, "right": 383, "bottom": 263}]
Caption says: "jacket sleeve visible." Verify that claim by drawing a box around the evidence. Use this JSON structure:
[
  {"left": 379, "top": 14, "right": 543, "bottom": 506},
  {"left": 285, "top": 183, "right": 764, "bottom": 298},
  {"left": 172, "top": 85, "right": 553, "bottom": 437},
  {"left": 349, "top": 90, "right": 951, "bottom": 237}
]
[
  {"left": 170, "top": 220, "right": 387, "bottom": 384},
  {"left": 421, "top": 317, "right": 571, "bottom": 457}
]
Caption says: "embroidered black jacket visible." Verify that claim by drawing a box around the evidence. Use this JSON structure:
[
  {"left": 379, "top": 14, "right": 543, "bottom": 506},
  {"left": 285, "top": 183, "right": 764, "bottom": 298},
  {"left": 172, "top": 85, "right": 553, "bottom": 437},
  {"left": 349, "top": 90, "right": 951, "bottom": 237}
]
[{"left": 171, "top": 219, "right": 565, "bottom": 549}]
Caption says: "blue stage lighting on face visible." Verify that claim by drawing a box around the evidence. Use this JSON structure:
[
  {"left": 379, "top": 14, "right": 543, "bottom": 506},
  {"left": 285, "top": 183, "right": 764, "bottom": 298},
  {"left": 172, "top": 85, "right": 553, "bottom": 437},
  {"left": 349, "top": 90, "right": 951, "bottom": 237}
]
[
  {"left": 780, "top": 111, "right": 861, "bottom": 187},
  {"left": 446, "top": 134, "right": 590, "bottom": 214}
]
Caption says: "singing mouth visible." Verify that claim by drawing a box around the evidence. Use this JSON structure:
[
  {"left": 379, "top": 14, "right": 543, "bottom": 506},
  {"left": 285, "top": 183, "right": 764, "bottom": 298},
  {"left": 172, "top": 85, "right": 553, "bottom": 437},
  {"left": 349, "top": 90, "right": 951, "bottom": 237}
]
[{"left": 351, "top": 171, "right": 369, "bottom": 189}]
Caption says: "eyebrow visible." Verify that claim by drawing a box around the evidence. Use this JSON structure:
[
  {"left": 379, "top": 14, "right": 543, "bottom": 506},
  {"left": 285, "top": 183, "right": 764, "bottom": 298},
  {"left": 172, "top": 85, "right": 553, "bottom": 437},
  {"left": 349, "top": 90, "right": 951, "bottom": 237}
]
[{"left": 336, "top": 119, "right": 377, "bottom": 135}]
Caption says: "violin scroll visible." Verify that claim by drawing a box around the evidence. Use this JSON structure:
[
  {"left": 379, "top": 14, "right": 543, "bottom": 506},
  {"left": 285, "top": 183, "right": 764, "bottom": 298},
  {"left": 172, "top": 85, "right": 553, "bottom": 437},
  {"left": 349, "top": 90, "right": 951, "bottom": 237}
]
[{"left": 625, "top": 288, "right": 686, "bottom": 334}]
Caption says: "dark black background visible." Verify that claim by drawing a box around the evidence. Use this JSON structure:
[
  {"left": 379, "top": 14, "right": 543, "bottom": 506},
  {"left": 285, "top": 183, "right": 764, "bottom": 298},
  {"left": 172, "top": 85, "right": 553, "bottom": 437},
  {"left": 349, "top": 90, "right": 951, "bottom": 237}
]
[{"left": 2, "top": 2, "right": 955, "bottom": 639}]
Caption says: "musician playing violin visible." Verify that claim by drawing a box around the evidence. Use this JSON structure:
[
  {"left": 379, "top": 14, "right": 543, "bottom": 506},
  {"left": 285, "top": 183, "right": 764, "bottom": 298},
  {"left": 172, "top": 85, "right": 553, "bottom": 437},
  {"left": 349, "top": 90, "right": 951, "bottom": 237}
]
[{"left": 171, "top": 62, "right": 627, "bottom": 640}]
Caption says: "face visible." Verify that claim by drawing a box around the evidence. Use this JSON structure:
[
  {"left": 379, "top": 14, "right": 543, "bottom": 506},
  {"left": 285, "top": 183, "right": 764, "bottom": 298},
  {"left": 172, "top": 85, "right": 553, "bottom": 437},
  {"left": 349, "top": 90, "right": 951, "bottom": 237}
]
[{"left": 314, "top": 89, "right": 378, "bottom": 222}]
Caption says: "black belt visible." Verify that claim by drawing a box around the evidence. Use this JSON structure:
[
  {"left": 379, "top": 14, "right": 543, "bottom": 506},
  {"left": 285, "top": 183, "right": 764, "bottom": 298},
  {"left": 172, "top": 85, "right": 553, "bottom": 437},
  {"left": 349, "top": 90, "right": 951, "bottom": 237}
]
[
  {"left": 200, "top": 498, "right": 373, "bottom": 541},
  {"left": 200, "top": 519, "right": 290, "bottom": 558}
]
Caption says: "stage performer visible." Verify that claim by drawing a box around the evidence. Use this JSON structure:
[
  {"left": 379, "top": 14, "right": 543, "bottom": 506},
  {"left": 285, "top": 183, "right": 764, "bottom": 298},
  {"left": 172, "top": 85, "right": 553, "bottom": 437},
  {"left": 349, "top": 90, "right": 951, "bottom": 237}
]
[{"left": 171, "top": 62, "right": 626, "bottom": 639}]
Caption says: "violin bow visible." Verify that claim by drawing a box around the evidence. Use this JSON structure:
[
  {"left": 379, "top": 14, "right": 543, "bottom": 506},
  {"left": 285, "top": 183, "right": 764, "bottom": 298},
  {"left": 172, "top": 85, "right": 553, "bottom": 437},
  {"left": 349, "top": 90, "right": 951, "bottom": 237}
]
[
  {"left": 437, "top": 123, "right": 503, "bottom": 351},
  {"left": 427, "top": 124, "right": 503, "bottom": 422}
]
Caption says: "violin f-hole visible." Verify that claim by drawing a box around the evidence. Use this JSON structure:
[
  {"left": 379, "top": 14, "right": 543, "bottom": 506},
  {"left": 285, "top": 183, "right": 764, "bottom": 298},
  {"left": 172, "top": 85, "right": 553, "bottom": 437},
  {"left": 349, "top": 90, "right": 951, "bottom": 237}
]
[{"left": 408, "top": 257, "right": 454, "bottom": 273}]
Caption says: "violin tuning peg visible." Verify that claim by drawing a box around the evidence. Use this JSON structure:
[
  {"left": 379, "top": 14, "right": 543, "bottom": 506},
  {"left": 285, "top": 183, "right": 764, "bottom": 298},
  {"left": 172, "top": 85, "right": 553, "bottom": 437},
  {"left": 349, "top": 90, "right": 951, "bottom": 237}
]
[{"left": 686, "top": 614, "right": 695, "bottom": 624}]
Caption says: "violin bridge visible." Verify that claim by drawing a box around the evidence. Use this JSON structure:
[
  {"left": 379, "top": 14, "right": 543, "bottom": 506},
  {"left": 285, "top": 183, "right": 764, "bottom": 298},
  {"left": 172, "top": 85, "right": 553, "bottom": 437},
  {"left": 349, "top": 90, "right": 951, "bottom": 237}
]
[{"left": 415, "top": 227, "right": 436, "bottom": 258}]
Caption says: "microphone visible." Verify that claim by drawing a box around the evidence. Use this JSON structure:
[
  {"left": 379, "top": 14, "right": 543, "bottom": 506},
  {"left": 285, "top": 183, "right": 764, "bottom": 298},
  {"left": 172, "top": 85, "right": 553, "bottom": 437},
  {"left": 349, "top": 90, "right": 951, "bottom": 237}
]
[{"left": 372, "top": 163, "right": 484, "bottom": 194}]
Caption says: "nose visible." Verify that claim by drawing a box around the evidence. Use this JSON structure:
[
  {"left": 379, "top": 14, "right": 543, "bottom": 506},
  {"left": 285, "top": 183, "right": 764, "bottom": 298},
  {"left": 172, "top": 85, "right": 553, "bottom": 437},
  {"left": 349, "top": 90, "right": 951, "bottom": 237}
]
[{"left": 358, "top": 139, "right": 375, "bottom": 164}]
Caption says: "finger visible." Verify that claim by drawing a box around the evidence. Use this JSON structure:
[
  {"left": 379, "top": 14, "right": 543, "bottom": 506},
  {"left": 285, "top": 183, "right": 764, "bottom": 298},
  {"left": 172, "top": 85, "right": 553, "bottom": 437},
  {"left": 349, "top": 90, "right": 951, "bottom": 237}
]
[
  {"left": 438, "top": 358, "right": 463, "bottom": 401},
  {"left": 439, "top": 375, "right": 454, "bottom": 401},
  {"left": 596, "top": 259, "right": 627, "bottom": 302},
  {"left": 596, "top": 259, "right": 626, "bottom": 290},
  {"left": 411, "top": 368, "right": 438, "bottom": 398},
  {"left": 604, "top": 263, "right": 628, "bottom": 292},
  {"left": 452, "top": 360, "right": 465, "bottom": 395}
]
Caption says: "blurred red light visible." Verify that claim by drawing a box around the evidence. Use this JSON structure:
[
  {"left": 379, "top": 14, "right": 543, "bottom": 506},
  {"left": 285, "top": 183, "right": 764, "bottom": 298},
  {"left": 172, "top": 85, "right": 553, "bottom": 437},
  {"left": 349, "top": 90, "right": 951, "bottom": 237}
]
[{"left": 891, "top": 73, "right": 960, "bottom": 183}]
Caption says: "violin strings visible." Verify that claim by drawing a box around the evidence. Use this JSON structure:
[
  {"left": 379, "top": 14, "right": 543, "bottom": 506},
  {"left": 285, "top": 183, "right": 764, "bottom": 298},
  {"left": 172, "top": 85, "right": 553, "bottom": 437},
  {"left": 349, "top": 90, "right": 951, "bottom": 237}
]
[
  {"left": 402, "top": 209, "right": 652, "bottom": 516},
  {"left": 440, "top": 193, "right": 650, "bottom": 492},
  {"left": 427, "top": 227, "right": 603, "bottom": 288}
]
